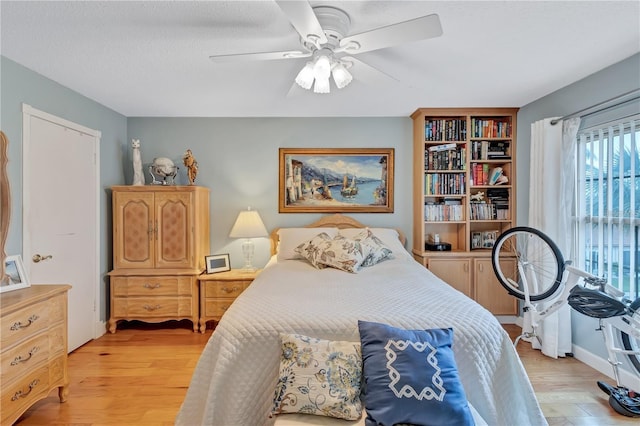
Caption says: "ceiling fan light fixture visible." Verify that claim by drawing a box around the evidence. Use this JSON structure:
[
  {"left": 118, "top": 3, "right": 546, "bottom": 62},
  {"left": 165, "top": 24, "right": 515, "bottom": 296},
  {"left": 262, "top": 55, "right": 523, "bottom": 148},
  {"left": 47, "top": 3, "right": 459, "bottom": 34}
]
[
  {"left": 331, "top": 62, "right": 352, "bottom": 89},
  {"left": 313, "top": 54, "right": 332, "bottom": 79},
  {"left": 313, "top": 75, "right": 331, "bottom": 94},
  {"left": 295, "top": 61, "right": 315, "bottom": 90}
]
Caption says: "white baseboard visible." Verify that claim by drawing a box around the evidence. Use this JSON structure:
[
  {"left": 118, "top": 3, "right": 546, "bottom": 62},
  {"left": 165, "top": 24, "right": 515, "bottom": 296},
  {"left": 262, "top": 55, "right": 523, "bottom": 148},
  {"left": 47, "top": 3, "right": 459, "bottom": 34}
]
[
  {"left": 95, "top": 320, "right": 107, "bottom": 339},
  {"left": 495, "top": 315, "right": 518, "bottom": 324},
  {"left": 572, "top": 344, "right": 640, "bottom": 391}
]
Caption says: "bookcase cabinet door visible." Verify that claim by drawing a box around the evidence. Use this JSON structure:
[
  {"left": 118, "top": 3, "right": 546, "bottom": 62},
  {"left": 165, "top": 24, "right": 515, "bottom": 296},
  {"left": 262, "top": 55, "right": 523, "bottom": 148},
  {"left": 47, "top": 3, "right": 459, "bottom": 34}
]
[
  {"left": 474, "top": 258, "right": 517, "bottom": 315},
  {"left": 427, "top": 258, "right": 472, "bottom": 298}
]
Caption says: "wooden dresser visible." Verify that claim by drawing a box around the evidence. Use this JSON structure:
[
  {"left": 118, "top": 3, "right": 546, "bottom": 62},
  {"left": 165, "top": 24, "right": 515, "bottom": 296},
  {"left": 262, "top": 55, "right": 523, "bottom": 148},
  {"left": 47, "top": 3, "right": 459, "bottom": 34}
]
[
  {"left": 0, "top": 285, "right": 70, "bottom": 425},
  {"left": 108, "top": 185, "right": 210, "bottom": 333},
  {"left": 198, "top": 269, "right": 259, "bottom": 332}
]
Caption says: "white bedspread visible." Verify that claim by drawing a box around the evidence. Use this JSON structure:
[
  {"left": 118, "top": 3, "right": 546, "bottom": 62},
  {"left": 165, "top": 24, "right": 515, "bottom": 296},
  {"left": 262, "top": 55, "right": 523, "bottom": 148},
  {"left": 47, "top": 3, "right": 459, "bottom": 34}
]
[{"left": 176, "top": 255, "right": 547, "bottom": 426}]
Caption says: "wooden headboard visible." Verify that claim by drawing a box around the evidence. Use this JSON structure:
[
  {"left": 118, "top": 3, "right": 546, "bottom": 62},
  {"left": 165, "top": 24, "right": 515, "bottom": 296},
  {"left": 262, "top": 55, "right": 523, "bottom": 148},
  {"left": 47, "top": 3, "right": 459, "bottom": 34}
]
[{"left": 269, "top": 213, "right": 406, "bottom": 256}]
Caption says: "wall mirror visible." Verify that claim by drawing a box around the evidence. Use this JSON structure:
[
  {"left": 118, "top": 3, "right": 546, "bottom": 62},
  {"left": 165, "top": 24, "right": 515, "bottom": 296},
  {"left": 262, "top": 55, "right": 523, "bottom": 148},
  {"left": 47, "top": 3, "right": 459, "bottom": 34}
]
[{"left": 1, "top": 131, "right": 11, "bottom": 288}]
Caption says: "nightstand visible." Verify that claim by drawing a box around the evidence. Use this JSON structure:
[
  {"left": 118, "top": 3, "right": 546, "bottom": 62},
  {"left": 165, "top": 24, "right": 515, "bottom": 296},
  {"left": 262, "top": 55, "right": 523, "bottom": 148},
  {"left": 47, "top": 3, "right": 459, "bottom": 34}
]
[{"left": 198, "top": 269, "right": 260, "bottom": 332}]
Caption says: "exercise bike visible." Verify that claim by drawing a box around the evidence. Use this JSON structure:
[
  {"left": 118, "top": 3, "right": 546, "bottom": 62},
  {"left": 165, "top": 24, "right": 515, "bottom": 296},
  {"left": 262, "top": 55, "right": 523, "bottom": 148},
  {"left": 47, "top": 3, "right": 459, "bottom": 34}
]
[{"left": 491, "top": 227, "right": 640, "bottom": 417}]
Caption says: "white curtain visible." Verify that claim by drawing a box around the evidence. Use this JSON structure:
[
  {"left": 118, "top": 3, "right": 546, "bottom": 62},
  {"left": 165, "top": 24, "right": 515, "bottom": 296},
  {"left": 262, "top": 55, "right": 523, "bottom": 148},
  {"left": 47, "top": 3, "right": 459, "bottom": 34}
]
[{"left": 526, "top": 117, "right": 580, "bottom": 358}]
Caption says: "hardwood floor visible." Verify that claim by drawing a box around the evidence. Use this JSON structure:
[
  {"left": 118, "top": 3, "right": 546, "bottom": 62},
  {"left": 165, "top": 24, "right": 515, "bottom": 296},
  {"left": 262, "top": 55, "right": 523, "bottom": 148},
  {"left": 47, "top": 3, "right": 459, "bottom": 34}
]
[{"left": 12, "top": 321, "right": 638, "bottom": 425}]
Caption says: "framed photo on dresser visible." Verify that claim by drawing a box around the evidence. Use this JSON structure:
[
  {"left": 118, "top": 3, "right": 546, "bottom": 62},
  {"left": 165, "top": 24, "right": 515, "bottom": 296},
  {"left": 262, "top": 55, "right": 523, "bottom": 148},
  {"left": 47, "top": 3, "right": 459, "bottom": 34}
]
[
  {"left": 205, "top": 254, "right": 231, "bottom": 274},
  {"left": 1, "top": 255, "right": 30, "bottom": 293}
]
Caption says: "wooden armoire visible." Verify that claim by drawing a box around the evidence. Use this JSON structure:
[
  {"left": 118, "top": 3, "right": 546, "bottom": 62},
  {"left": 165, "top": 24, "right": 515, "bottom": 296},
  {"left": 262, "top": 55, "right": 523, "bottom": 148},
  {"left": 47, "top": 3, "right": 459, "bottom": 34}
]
[{"left": 107, "top": 185, "right": 210, "bottom": 332}]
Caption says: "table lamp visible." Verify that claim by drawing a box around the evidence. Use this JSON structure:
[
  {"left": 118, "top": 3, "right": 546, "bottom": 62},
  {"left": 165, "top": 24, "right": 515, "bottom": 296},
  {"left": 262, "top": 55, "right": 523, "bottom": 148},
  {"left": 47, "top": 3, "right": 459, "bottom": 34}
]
[{"left": 229, "top": 207, "right": 268, "bottom": 272}]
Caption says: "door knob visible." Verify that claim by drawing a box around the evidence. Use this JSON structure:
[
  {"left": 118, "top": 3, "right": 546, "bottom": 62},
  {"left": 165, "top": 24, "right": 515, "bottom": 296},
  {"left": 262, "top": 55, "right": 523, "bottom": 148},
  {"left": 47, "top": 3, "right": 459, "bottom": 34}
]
[{"left": 32, "top": 254, "right": 53, "bottom": 263}]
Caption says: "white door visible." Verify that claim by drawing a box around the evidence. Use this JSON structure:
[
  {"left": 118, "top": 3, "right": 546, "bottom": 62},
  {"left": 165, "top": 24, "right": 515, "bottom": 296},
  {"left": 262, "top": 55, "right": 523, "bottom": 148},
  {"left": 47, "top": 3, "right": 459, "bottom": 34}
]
[{"left": 22, "top": 104, "right": 100, "bottom": 352}]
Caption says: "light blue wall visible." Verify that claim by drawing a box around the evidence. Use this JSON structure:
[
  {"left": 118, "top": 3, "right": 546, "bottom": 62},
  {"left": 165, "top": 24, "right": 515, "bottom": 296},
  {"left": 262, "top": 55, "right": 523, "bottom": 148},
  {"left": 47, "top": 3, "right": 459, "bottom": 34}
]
[
  {"left": 516, "top": 53, "right": 640, "bottom": 364},
  {"left": 3, "top": 51, "right": 638, "bottom": 365},
  {"left": 126, "top": 117, "right": 413, "bottom": 269},
  {"left": 1, "top": 56, "right": 128, "bottom": 321}
]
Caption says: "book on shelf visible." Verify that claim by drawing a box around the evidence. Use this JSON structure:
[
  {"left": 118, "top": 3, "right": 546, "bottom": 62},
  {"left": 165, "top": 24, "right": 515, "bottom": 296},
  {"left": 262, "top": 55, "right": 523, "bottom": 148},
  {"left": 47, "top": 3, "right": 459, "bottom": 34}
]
[{"left": 428, "top": 143, "right": 457, "bottom": 152}]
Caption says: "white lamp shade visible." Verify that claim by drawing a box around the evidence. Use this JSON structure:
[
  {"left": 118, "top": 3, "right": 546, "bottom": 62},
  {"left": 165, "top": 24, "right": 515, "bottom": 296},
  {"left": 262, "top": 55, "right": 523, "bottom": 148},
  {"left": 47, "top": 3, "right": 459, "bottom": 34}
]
[
  {"left": 313, "top": 55, "right": 331, "bottom": 79},
  {"left": 229, "top": 209, "right": 268, "bottom": 238}
]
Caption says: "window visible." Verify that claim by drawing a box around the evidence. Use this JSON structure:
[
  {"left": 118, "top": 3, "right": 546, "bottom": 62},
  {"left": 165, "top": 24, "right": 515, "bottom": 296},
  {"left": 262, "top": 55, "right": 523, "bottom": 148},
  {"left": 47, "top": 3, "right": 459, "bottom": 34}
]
[{"left": 576, "top": 115, "right": 639, "bottom": 298}]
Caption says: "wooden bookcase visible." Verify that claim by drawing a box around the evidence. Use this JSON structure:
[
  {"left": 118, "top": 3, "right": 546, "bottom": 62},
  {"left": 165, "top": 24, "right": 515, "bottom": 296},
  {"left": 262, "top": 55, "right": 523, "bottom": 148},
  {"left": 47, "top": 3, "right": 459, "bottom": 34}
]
[{"left": 411, "top": 108, "right": 518, "bottom": 316}]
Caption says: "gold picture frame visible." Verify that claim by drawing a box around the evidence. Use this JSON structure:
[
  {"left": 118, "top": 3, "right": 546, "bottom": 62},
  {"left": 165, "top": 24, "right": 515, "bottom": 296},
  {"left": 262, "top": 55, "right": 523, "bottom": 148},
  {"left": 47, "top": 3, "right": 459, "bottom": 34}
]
[{"left": 279, "top": 148, "right": 394, "bottom": 213}]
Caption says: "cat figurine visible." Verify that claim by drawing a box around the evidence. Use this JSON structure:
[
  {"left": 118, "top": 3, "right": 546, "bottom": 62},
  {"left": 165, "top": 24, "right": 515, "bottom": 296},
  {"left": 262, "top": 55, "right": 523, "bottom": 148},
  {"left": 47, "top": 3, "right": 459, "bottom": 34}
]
[{"left": 132, "top": 139, "right": 145, "bottom": 185}]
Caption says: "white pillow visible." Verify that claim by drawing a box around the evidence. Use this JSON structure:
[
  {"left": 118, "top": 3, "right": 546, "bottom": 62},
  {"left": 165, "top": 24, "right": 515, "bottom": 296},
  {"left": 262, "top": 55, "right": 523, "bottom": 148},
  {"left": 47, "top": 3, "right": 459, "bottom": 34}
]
[
  {"left": 338, "top": 227, "right": 407, "bottom": 258},
  {"left": 277, "top": 228, "right": 339, "bottom": 261}
]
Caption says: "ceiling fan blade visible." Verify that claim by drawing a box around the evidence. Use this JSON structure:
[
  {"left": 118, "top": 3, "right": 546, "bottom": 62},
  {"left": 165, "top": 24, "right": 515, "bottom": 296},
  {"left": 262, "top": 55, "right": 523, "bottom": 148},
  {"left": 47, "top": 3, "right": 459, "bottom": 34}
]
[
  {"left": 275, "top": 0, "right": 328, "bottom": 45},
  {"left": 339, "top": 14, "right": 442, "bottom": 54},
  {"left": 210, "top": 50, "right": 311, "bottom": 63},
  {"left": 343, "top": 56, "right": 400, "bottom": 86}
]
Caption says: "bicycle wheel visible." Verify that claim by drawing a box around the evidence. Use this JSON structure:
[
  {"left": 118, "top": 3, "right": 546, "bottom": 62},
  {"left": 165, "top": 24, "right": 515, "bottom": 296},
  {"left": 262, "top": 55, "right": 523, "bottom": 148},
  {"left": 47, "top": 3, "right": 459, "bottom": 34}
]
[
  {"left": 491, "top": 227, "right": 565, "bottom": 301},
  {"left": 621, "top": 306, "right": 640, "bottom": 375}
]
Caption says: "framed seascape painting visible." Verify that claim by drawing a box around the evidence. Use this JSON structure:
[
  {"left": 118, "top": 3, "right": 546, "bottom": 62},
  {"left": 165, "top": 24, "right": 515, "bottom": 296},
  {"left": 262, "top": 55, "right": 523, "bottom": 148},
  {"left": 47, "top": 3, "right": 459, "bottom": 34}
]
[{"left": 279, "top": 148, "right": 394, "bottom": 213}]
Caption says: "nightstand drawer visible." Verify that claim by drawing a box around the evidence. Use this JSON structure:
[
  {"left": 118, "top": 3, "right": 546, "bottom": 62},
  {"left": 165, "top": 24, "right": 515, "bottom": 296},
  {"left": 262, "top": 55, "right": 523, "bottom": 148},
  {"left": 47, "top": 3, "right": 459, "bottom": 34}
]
[
  {"left": 111, "top": 276, "right": 194, "bottom": 296},
  {"left": 204, "top": 299, "right": 236, "bottom": 318},
  {"left": 205, "top": 281, "right": 249, "bottom": 298},
  {"left": 112, "top": 296, "right": 195, "bottom": 317}
]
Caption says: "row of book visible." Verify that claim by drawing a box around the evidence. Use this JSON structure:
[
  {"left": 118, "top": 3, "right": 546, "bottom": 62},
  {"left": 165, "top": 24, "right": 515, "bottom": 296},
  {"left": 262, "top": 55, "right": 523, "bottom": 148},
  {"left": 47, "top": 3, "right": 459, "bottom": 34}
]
[
  {"left": 470, "top": 164, "right": 508, "bottom": 186},
  {"left": 425, "top": 173, "right": 466, "bottom": 195},
  {"left": 424, "top": 203, "right": 464, "bottom": 221},
  {"left": 486, "top": 188, "right": 510, "bottom": 219},
  {"left": 471, "top": 140, "right": 511, "bottom": 160},
  {"left": 469, "top": 201, "right": 510, "bottom": 220},
  {"left": 470, "top": 118, "right": 511, "bottom": 138},
  {"left": 424, "top": 119, "right": 467, "bottom": 141},
  {"left": 425, "top": 143, "right": 466, "bottom": 170}
]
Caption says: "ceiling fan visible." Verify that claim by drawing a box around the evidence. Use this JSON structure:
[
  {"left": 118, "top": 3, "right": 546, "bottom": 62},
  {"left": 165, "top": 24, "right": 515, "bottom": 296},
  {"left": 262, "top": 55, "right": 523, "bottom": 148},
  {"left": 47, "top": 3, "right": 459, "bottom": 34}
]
[{"left": 209, "top": 1, "right": 443, "bottom": 94}]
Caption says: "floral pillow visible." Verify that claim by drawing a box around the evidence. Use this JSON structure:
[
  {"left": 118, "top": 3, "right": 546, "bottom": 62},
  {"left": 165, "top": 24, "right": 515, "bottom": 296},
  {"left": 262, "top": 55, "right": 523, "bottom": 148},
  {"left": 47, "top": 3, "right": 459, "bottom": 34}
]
[
  {"left": 272, "top": 333, "right": 363, "bottom": 421},
  {"left": 316, "top": 235, "right": 369, "bottom": 273},
  {"left": 294, "top": 232, "right": 333, "bottom": 269},
  {"left": 348, "top": 228, "right": 393, "bottom": 267}
]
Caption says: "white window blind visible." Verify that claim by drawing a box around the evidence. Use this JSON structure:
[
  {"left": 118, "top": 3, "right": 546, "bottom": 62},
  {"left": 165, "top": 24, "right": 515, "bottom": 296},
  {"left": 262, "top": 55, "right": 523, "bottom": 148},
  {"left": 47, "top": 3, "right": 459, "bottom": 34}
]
[{"left": 576, "top": 115, "right": 639, "bottom": 298}]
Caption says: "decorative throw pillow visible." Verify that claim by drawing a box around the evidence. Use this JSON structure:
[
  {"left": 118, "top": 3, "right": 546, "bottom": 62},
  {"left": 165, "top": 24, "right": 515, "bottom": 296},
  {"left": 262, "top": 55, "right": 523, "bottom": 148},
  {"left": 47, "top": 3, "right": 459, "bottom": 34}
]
[
  {"left": 272, "top": 333, "right": 363, "bottom": 421},
  {"left": 316, "top": 235, "right": 369, "bottom": 273},
  {"left": 348, "top": 228, "right": 393, "bottom": 267},
  {"left": 294, "top": 232, "right": 333, "bottom": 269},
  {"left": 357, "top": 321, "right": 474, "bottom": 426},
  {"left": 277, "top": 227, "right": 339, "bottom": 262}
]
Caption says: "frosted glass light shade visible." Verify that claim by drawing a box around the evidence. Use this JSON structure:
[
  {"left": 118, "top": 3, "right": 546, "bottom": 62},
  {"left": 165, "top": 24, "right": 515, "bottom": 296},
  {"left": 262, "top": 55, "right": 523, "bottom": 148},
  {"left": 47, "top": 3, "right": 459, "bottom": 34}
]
[
  {"left": 332, "top": 62, "right": 352, "bottom": 89},
  {"left": 295, "top": 62, "right": 315, "bottom": 90},
  {"left": 313, "top": 76, "right": 330, "bottom": 94},
  {"left": 313, "top": 55, "right": 331, "bottom": 79}
]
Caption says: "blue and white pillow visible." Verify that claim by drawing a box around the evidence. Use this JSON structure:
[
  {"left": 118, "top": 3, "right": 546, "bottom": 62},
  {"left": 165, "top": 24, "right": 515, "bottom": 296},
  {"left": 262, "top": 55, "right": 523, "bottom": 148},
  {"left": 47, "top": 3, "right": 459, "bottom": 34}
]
[{"left": 357, "top": 320, "right": 474, "bottom": 426}]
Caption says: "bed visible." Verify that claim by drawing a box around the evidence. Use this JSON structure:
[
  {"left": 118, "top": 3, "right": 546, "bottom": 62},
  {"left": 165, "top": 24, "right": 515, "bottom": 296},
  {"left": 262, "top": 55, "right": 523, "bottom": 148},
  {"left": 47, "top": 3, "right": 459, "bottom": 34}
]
[{"left": 176, "top": 214, "right": 546, "bottom": 426}]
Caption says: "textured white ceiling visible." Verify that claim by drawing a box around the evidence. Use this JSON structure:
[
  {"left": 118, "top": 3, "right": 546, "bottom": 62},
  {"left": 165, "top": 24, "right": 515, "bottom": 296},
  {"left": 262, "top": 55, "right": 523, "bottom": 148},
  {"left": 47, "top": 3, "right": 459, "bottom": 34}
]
[{"left": 1, "top": 1, "right": 639, "bottom": 117}]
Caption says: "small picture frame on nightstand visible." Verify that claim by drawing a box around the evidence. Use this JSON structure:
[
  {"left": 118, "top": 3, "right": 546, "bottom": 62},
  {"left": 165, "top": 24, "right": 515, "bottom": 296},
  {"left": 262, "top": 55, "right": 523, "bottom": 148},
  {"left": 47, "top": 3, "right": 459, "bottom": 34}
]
[{"left": 205, "top": 254, "right": 231, "bottom": 274}]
